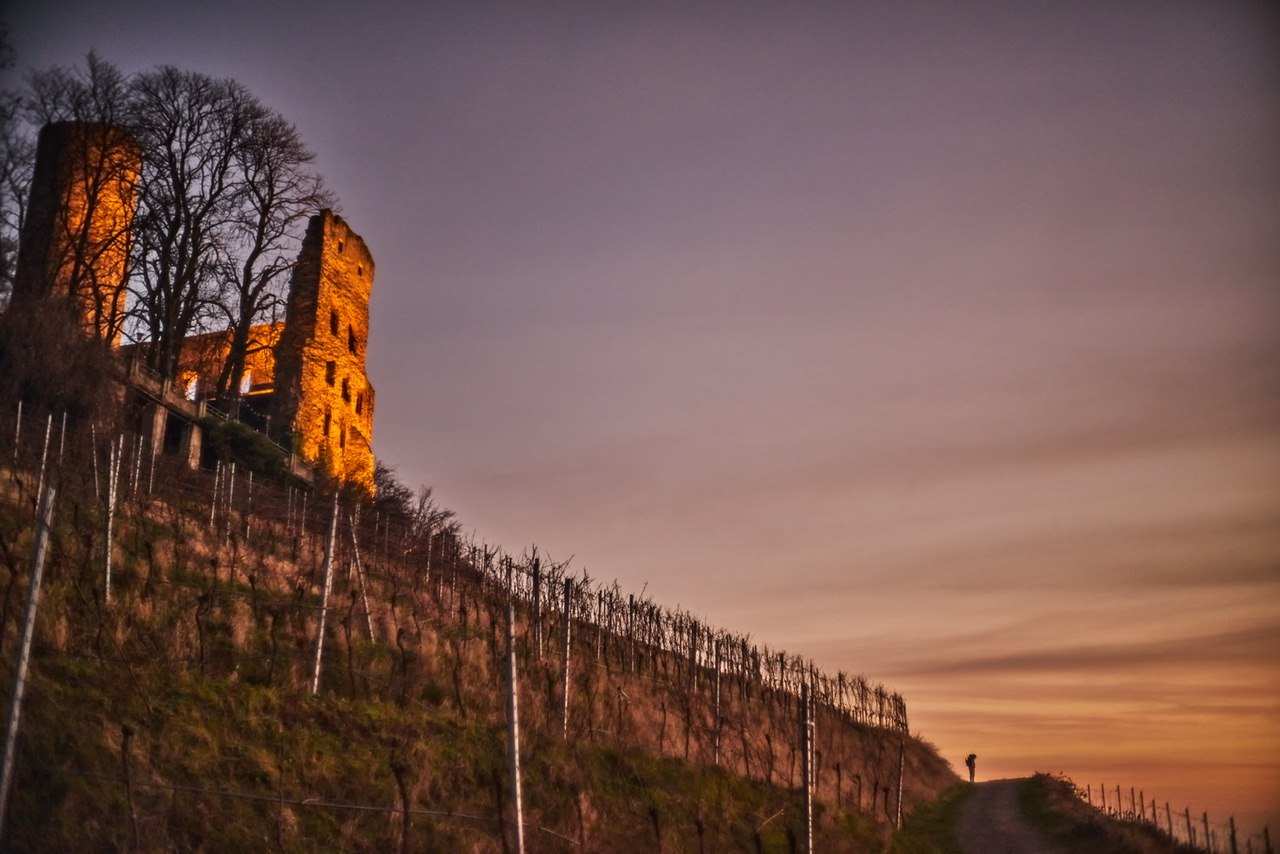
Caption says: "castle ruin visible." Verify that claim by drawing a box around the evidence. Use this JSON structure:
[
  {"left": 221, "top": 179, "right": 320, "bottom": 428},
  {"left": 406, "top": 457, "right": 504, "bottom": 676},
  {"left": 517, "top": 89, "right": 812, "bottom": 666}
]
[
  {"left": 7, "top": 121, "right": 378, "bottom": 492},
  {"left": 12, "top": 121, "right": 141, "bottom": 344}
]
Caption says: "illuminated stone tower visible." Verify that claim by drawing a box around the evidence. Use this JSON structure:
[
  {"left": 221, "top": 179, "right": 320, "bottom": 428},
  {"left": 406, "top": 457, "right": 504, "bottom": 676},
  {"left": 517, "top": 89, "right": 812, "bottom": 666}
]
[
  {"left": 13, "top": 121, "right": 141, "bottom": 344},
  {"left": 272, "top": 210, "right": 376, "bottom": 491}
]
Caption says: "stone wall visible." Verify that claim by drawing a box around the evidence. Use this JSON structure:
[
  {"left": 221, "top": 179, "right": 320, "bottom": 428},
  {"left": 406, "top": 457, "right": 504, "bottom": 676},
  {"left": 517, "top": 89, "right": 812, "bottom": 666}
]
[
  {"left": 272, "top": 211, "right": 376, "bottom": 491},
  {"left": 12, "top": 122, "right": 378, "bottom": 493},
  {"left": 13, "top": 121, "right": 141, "bottom": 344}
]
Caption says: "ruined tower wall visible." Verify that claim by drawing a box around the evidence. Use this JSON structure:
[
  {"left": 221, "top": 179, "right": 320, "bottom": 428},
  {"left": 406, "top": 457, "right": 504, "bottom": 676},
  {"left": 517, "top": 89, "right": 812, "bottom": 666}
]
[
  {"left": 14, "top": 123, "right": 381, "bottom": 493},
  {"left": 13, "top": 121, "right": 141, "bottom": 344},
  {"left": 272, "top": 211, "right": 376, "bottom": 491}
]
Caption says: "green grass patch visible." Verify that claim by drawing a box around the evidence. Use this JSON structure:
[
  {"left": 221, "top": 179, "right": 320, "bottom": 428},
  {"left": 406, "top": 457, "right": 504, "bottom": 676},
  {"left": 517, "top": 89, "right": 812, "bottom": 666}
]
[
  {"left": 1019, "top": 773, "right": 1191, "bottom": 854},
  {"left": 889, "top": 782, "right": 974, "bottom": 853}
]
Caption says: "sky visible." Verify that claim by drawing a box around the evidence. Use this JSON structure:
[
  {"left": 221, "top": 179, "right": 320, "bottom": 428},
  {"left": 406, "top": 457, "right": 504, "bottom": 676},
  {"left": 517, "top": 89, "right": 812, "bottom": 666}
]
[{"left": 7, "top": 0, "right": 1280, "bottom": 837}]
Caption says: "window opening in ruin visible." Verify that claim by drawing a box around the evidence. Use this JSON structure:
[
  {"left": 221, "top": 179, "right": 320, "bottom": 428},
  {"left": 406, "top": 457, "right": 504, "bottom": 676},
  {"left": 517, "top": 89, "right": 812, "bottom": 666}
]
[
  {"left": 341, "top": 377, "right": 350, "bottom": 402},
  {"left": 339, "top": 424, "right": 346, "bottom": 449},
  {"left": 325, "top": 361, "right": 336, "bottom": 385},
  {"left": 348, "top": 325, "right": 357, "bottom": 354},
  {"left": 337, "top": 240, "right": 345, "bottom": 253},
  {"left": 330, "top": 310, "right": 339, "bottom": 336},
  {"left": 355, "top": 393, "right": 363, "bottom": 415},
  {"left": 323, "top": 407, "right": 331, "bottom": 437},
  {"left": 357, "top": 265, "right": 363, "bottom": 276}
]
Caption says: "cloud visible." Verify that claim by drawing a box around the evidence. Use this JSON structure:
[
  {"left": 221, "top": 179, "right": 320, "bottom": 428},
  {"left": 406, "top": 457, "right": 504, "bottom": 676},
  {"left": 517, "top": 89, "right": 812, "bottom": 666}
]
[{"left": 890, "top": 621, "right": 1279, "bottom": 679}]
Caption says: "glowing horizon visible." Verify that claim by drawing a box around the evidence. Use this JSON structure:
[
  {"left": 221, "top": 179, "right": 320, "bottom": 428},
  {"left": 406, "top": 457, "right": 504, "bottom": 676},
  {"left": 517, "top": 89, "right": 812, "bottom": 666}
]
[{"left": 8, "top": 0, "right": 1278, "bottom": 838}]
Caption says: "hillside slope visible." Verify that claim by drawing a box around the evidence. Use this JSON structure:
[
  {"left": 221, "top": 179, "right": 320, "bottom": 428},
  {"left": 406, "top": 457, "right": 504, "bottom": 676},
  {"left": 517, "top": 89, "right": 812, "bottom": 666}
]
[{"left": 0, "top": 407, "right": 958, "bottom": 851}]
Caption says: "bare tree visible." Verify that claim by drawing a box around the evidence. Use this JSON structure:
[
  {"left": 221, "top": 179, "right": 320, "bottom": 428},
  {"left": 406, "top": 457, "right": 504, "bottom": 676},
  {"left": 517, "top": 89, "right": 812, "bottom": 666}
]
[
  {"left": 0, "top": 28, "right": 31, "bottom": 303},
  {"left": 0, "top": 94, "right": 31, "bottom": 303},
  {"left": 14, "top": 54, "right": 138, "bottom": 342},
  {"left": 8, "top": 54, "right": 334, "bottom": 410},
  {"left": 126, "top": 66, "right": 267, "bottom": 379},
  {"left": 211, "top": 111, "right": 334, "bottom": 413}
]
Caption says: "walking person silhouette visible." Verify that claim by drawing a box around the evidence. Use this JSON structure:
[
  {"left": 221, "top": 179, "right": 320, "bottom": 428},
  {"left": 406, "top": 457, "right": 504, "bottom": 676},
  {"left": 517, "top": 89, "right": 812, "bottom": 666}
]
[{"left": 965, "top": 753, "right": 977, "bottom": 783}]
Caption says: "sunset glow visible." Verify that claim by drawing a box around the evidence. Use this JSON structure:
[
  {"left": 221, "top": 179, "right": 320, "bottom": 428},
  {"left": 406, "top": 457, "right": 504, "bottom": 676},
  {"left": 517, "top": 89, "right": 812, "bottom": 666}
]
[{"left": 8, "top": 0, "right": 1278, "bottom": 838}]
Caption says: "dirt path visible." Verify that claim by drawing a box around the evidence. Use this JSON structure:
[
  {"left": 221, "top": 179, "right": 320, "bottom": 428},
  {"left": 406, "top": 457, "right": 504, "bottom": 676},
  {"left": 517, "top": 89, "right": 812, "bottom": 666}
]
[{"left": 955, "top": 778, "right": 1072, "bottom": 854}]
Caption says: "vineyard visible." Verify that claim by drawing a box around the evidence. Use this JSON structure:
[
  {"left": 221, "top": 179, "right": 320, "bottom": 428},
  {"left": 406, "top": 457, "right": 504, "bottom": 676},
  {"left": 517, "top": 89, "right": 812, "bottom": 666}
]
[{"left": 0, "top": 398, "right": 956, "bottom": 851}]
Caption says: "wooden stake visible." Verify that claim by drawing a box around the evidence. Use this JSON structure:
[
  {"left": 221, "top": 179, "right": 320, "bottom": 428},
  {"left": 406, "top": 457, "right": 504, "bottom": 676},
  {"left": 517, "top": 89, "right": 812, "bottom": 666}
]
[
  {"left": 505, "top": 603, "right": 526, "bottom": 854},
  {"left": 10, "top": 400, "right": 20, "bottom": 469},
  {"left": 532, "top": 557, "right": 542, "bottom": 659},
  {"left": 104, "top": 435, "right": 122, "bottom": 604},
  {"left": 800, "top": 681, "right": 813, "bottom": 853},
  {"left": 895, "top": 738, "right": 905, "bottom": 831},
  {"left": 35, "top": 414, "right": 51, "bottom": 504},
  {"left": 713, "top": 639, "right": 722, "bottom": 766},
  {"left": 349, "top": 511, "right": 375, "bottom": 642},
  {"left": 310, "top": 497, "right": 340, "bottom": 695},
  {"left": 0, "top": 485, "right": 55, "bottom": 835},
  {"left": 561, "top": 579, "right": 572, "bottom": 739}
]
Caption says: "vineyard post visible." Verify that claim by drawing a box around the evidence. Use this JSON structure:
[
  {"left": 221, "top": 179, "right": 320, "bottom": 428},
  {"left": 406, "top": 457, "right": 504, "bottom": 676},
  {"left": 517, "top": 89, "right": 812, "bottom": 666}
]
[
  {"left": 104, "top": 435, "right": 122, "bottom": 604},
  {"left": 0, "top": 485, "right": 55, "bottom": 837},
  {"left": 91, "top": 424, "right": 100, "bottom": 496},
  {"left": 712, "top": 639, "right": 721, "bottom": 766},
  {"left": 895, "top": 738, "right": 905, "bottom": 830},
  {"left": 224, "top": 463, "right": 236, "bottom": 544},
  {"left": 505, "top": 602, "right": 526, "bottom": 854},
  {"left": 348, "top": 512, "right": 375, "bottom": 642},
  {"left": 130, "top": 433, "right": 142, "bottom": 496},
  {"left": 1230, "top": 816, "right": 1237, "bottom": 854},
  {"left": 57, "top": 411, "right": 67, "bottom": 470},
  {"left": 10, "top": 400, "right": 20, "bottom": 469},
  {"left": 628, "top": 594, "right": 636, "bottom": 675},
  {"left": 310, "top": 497, "right": 340, "bottom": 694},
  {"left": 595, "top": 589, "right": 603, "bottom": 661},
  {"left": 561, "top": 579, "right": 572, "bottom": 739},
  {"left": 147, "top": 432, "right": 156, "bottom": 495},
  {"left": 35, "top": 413, "right": 51, "bottom": 502},
  {"left": 532, "top": 557, "right": 542, "bottom": 658},
  {"left": 1165, "top": 803, "right": 1173, "bottom": 837},
  {"left": 800, "top": 681, "right": 813, "bottom": 853},
  {"left": 244, "top": 471, "right": 253, "bottom": 539},
  {"left": 1204, "top": 813, "right": 1210, "bottom": 850},
  {"left": 1185, "top": 808, "right": 1194, "bottom": 845},
  {"left": 210, "top": 462, "right": 221, "bottom": 527}
]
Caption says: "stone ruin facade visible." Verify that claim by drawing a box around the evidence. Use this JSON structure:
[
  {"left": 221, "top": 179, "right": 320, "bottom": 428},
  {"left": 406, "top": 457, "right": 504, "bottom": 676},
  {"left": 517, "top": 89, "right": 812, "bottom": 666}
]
[
  {"left": 12, "top": 121, "right": 140, "bottom": 344},
  {"left": 8, "top": 121, "right": 377, "bottom": 492}
]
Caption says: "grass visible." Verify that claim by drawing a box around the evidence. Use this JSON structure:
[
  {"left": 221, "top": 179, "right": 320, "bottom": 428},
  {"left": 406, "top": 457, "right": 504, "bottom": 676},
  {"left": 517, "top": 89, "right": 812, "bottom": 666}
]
[
  {"left": 888, "top": 782, "right": 974, "bottom": 853},
  {"left": 0, "top": 457, "right": 959, "bottom": 851},
  {"left": 1019, "top": 772, "right": 1196, "bottom": 854}
]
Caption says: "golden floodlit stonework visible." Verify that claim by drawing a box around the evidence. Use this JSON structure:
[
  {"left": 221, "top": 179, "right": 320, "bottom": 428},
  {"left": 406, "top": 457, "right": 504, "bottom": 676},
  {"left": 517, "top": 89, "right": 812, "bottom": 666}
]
[
  {"left": 12, "top": 122, "right": 379, "bottom": 494},
  {"left": 173, "top": 323, "right": 284, "bottom": 403},
  {"left": 272, "top": 212, "right": 377, "bottom": 492},
  {"left": 13, "top": 121, "right": 141, "bottom": 344},
  {"left": 170, "top": 212, "right": 377, "bottom": 492}
]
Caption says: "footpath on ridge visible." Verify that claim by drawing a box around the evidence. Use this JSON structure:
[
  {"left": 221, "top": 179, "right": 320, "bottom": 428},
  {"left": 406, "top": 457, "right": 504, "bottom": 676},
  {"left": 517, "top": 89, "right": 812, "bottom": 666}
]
[{"left": 955, "top": 778, "right": 1072, "bottom": 854}]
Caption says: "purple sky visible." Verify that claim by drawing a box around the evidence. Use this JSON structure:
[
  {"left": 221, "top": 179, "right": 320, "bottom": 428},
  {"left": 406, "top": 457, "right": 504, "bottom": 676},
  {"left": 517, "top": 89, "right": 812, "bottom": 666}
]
[{"left": 8, "top": 0, "right": 1280, "bottom": 833}]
